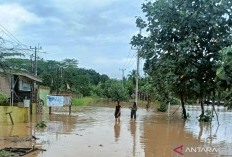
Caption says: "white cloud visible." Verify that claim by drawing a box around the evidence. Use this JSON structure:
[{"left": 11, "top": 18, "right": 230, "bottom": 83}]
[
  {"left": 0, "top": 0, "right": 144, "bottom": 78},
  {"left": 52, "top": 0, "right": 119, "bottom": 10},
  {"left": 94, "top": 56, "right": 136, "bottom": 66},
  {"left": 81, "top": 34, "right": 130, "bottom": 44},
  {"left": 0, "top": 3, "right": 41, "bottom": 32}
]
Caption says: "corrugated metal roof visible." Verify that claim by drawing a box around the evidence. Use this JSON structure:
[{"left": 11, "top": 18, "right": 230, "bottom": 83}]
[{"left": 0, "top": 68, "right": 42, "bottom": 82}]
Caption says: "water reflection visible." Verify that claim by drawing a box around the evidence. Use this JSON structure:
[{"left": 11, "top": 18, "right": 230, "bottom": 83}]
[
  {"left": 183, "top": 106, "right": 232, "bottom": 156},
  {"left": 0, "top": 106, "right": 232, "bottom": 157},
  {"left": 114, "top": 121, "right": 120, "bottom": 142},
  {"left": 130, "top": 120, "right": 136, "bottom": 157}
]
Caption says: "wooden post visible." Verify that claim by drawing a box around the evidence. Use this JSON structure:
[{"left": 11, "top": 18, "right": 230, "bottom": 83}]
[
  {"left": 6, "top": 112, "right": 14, "bottom": 125},
  {"left": 49, "top": 107, "right": 52, "bottom": 115},
  {"left": 69, "top": 105, "right": 71, "bottom": 115}
]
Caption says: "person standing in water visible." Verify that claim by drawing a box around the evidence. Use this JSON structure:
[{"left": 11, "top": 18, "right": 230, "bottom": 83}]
[
  {"left": 131, "top": 102, "right": 137, "bottom": 119},
  {"left": 114, "top": 101, "right": 121, "bottom": 122}
]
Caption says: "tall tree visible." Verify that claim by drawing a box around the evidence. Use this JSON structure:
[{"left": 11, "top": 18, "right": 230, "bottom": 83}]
[
  {"left": 131, "top": 0, "right": 232, "bottom": 118},
  {"left": 217, "top": 46, "right": 232, "bottom": 108}
]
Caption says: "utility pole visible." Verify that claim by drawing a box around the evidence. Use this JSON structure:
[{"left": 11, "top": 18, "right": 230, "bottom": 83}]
[
  {"left": 29, "top": 45, "right": 42, "bottom": 115},
  {"left": 135, "top": 28, "right": 142, "bottom": 105},
  {"left": 30, "top": 45, "right": 42, "bottom": 76},
  {"left": 30, "top": 54, "right": 34, "bottom": 73},
  {"left": 56, "top": 67, "right": 59, "bottom": 94},
  {"left": 119, "top": 68, "right": 126, "bottom": 87}
]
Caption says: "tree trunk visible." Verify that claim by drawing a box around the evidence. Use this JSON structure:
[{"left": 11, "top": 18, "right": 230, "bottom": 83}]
[
  {"left": 200, "top": 100, "right": 204, "bottom": 116},
  {"left": 180, "top": 93, "right": 187, "bottom": 119},
  {"left": 212, "top": 92, "right": 220, "bottom": 125},
  {"left": 146, "top": 95, "right": 150, "bottom": 109}
]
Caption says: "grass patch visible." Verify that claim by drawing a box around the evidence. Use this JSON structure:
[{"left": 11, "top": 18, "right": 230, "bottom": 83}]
[
  {"left": 0, "top": 150, "right": 15, "bottom": 157},
  {"left": 72, "top": 97, "right": 94, "bottom": 106}
]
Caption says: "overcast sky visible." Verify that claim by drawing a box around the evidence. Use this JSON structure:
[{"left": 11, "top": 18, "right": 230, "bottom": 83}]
[{"left": 0, "top": 0, "right": 145, "bottom": 79}]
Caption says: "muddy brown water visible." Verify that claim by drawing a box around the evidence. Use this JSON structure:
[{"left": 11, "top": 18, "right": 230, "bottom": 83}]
[{"left": 0, "top": 105, "right": 232, "bottom": 157}]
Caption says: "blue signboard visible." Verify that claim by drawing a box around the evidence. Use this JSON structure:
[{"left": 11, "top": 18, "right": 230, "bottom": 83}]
[{"left": 47, "top": 95, "right": 64, "bottom": 107}]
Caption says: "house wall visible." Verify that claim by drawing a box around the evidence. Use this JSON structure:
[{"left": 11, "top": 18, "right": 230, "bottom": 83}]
[
  {"left": 39, "top": 86, "right": 50, "bottom": 106},
  {"left": 0, "top": 103, "right": 37, "bottom": 123},
  {"left": 0, "top": 75, "right": 11, "bottom": 97},
  {"left": 0, "top": 106, "right": 29, "bottom": 123},
  {"left": 15, "top": 76, "right": 32, "bottom": 102}
]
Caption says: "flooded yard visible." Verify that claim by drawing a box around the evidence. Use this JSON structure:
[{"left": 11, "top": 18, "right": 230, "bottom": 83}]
[{"left": 0, "top": 105, "right": 232, "bottom": 157}]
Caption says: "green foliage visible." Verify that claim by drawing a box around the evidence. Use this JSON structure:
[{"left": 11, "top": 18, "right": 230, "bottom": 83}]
[
  {"left": 127, "top": 70, "right": 136, "bottom": 85},
  {"left": 5, "top": 58, "right": 110, "bottom": 97},
  {"left": 140, "top": 79, "right": 154, "bottom": 96},
  {"left": 4, "top": 55, "right": 132, "bottom": 103},
  {"left": 107, "top": 80, "right": 129, "bottom": 102},
  {"left": 0, "top": 52, "right": 24, "bottom": 70},
  {"left": 5, "top": 58, "right": 31, "bottom": 71},
  {"left": 36, "top": 121, "right": 47, "bottom": 128},
  {"left": 91, "top": 84, "right": 104, "bottom": 98},
  {"left": 135, "top": 16, "right": 147, "bottom": 29},
  {"left": 62, "top": 59, "right": 78, "bottom": 68},
  {"left": 0, "top": 92, "right": 8, "bottom": 103},
  {"left": 99, "top": 79, "right": 129, "bottom": 102},
  {"left": 72, "top": 97, "right": 94, "bottom": 106},
  {"left": 186, "top": 99, "right": 195, "bottom": 105},
  {"left": 216, "top": 46, "right": 232, "bottom": 108},
  {"left": 157, "top": 103, "right": 167, "bottom": 112},
  {"left": 170, "top": 97, "right": 180, "bottom": 105},
  {"left": 124, "top": 80, "right": 134, "bottom": 96},
  {"left": 131, "top": 0, "right": 232, "bottom": 117},
  {"left": 0, "top": 150, "right": 15, "bottom": 157},
  {"left": 199, "top": 110, "right": 213, "bottom": 122}
]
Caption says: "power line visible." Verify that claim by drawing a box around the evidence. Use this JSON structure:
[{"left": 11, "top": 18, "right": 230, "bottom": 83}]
[
  {"left": 122, "top": 49, "right": 133, "bottom": 68},
  {"left": 124, "top": 54, "right": 137, "bottom": 69},
  {"left": 0, "top": 24, "right": 26, "bottom": 47},
  {"left": 0, "top": 24, "right": 36, "bottom": 58},
  {"left": 119, "top": 68, "right": 126, "bottom": 87}
]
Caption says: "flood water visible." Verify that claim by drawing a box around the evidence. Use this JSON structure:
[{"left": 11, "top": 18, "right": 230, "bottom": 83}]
[{"left": 0, "top": 105, "right": 232, "bottom": 157}]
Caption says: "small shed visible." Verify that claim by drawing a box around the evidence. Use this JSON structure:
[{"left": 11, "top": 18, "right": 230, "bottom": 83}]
[{"left": 0, "top": 68, "right": 42, "bottom": 123}]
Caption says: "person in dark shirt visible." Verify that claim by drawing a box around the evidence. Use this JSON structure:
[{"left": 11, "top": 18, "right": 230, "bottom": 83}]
[
  {"left": 131, "top": 102, "right": 137, "bottom": 119},
  {"left": 114, "top": 101, "right": 121, "bottom": 122}
]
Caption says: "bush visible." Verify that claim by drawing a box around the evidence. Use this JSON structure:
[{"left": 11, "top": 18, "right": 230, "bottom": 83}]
[
  {"left": 0, "top": 92, "right": 8, "bottom": 103},
  {"left": 186, "top": 99, "right": 195, "bottom": 105},
  {"left": 0, "top": 150, "right": 15, "bottom": 157},
  {"left": 91, "top": 84, "right": 104, "bottom": 98},
  {"left": 199, "top": 110, "right": 213, "bottom": 122},
  {"left": 107, "top": 80, "right": 129, "bottom": 102},
  {"left": 36, "top": 121, "right": 47, "bottom": 128},
  {"left": 157, "top": 103, "right": 167, "bottom": 112},
  {"left": 170, "top": 97, "right": 180, "bottom": 105}
]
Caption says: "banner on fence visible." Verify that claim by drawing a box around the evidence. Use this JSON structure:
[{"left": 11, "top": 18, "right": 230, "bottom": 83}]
[
  {"left": 47, "top": 95, "right": 64, "bottom": 107},
  {"left": 64, "top": 96, "right": 72, "bottom": 106}
]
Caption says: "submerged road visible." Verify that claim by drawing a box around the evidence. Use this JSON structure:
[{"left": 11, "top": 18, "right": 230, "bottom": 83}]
[{"left": 0, "top": 105, "right": 232, "bottom": 157}]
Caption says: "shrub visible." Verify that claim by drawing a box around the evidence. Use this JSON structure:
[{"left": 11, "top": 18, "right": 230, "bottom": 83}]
[
  {"left": 0, "top": 92, "right": 8, "bottom": 103},
  {"left": 199, "top": 110, "right": 213, "bottom": 122},
  {"left": 170, "top": 97, "right": 181, "bottom": 105},
  {"left": 36, "top": 121, "right": 47, "bottom": 128},
  {"left": 0, "top": 150, "right": 15, "bottom": 157},
  {"left": 157, "top": 103, "right": 167, "bottom": 112}
]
